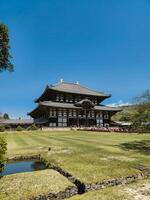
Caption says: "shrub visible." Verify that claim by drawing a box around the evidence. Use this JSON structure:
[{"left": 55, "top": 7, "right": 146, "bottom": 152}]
[
  {"left": 0, "top": 136, "right": 7, "bottom": 172},
  {"left": 0, "top": 125, "right": 5, "bottom": 132},
  {"left": 16, "top": 126, "right": 24, "bottom": 131},
  {"left": 27, "top": 124, "right": 38, "bottom": 131}
]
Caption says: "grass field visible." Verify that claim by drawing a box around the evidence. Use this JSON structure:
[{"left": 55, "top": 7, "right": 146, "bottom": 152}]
[
  {"left": 0, "top": 169, "right": 74, "bottom": 200},
  {"left": 2, "top": 130, "right": 150, "bottom": 184}
]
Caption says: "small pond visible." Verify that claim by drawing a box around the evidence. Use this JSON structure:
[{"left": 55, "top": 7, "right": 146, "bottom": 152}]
[{"left": 0, "top": 160, "right": 46, "bottom": 176}]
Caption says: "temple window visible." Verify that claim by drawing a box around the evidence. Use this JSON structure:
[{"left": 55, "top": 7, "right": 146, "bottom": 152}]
[
  {"left": 53, "top": 110, "right": 56, "bottom": 116},
  {"left": 69, "top": 110, "right": 72, "bottom": 117},
  {"left": 66, "top": 95, "right": 73, "bottom": 103},
  {"left": 73, "top": 110, "right": 76, "bottom": 117},
  {"left": 49, "top": 109, "right": 57, "bottom": 117},
  {"left": 96, "top": 112, "right": 99, "bottom": 118},
  {"left": 58, "top": 122, "right": 62, "bottom": 127},
  {"left": 58, "top": 109, "right": 62, "bottom": 116},
  {"left": 104, "top": 113, "right": 109, "bottom": 119},
  {"left": 58, "top": 117, "right": 62, "bottom": 122},
  {"left": 56, "top": 94, "right": 59, "bottom": 102},
  {"left": 69, "top": 95, "right": 73, "bottom": 102},
  {"left": 49, "top": 123, "right": 56, "bottom": 127},
  {"left": 100, "top": 112, "right": 103, "bottom": 119},
  {"left": 63, "top": 110, "right": 67, "bottom": 116},
  {"left": 58, "top": 116, "right": 67, "bottom": 127},
  {"left": 96, "top": 118, "right": 103, "bottom": 127},
  {"left": 49, "top": 110, "right": 52, "bottom": 117},
  {"left": 60, "top": 95, "right": 64, "bottom": 102},
  {"left": 97, "top": 112, "right": 103, "bottom": 119},
  {"left": 91, "top": 111, "right": 95, "bottom": 118},
  {"left": 66, "top": 96, "right": 69, "bottom": 102}
]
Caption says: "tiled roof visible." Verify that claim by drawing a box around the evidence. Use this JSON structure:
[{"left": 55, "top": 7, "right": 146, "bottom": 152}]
[
  {"left": 48, "top": 82, "right": 111, "bottom": 97},
  {"left": 39, "top": 101, "right": 122, "bottom": 111},
  {"left": 0, "top": 119, "right": 33, "bottom": 125}
]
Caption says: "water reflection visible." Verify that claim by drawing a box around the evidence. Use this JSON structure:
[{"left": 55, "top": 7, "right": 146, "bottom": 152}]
[{"left": 0, "top": 160, "right": 46, "bottom": 176}]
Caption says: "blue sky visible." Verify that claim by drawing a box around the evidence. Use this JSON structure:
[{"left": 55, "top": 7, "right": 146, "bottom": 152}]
[{"left": 0, "top": 0, "right": 150, "bottom": 118}]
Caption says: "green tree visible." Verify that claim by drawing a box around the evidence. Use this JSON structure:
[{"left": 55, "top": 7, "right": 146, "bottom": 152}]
[
  {"left": 132, "top": 90, "right": 150, "bottom": 132},
  {"left": 134, "top": 89, "right": 150, "bottom": 104},
  {"left": 0, "top": 136, "right": 7, "bottom": 172},
  {"left": 27, "top": 124, "right": 38, "bottom": 131},
  {"left": 16, "top": 125, "right": 23, "bottom": 131},
  {"left": 3, "top": 113, "right": 9, "bottom": 119},
  {"left": 0, "top": 23, "right": 13, "bottom": 72},
  {"left": 0, "top": 125, "right": 5, "bottom": 132}
]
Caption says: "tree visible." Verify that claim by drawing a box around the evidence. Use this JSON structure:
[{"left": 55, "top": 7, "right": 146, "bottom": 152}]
[
  {"left": 0, "top": 23, "right": 13, "bottom": 72},
  {"left": 0, "top": 112, "right": 3, "bottom": 119},
  {"left": 16, "top": 125, "right": 24, "bottom": 131},
  {"left": 134, "top": 89, "right": 150, "bottom": 104},
  {"left": 3, "top": 113, "right": 9, "bottom": 119},
  {"left": 27, "top": 124, "right": 38, "bottom": 131},
  {"left": 0, "top": 136, "right": 7, "bottom": 172},
  {"left": 132, "top": 90, "right": 150, "bottom": 132}
]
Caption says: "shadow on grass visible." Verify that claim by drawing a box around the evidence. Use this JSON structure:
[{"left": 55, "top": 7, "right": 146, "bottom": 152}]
[{"left": 119, "top": 140, "right": 150, "bottom": 155}]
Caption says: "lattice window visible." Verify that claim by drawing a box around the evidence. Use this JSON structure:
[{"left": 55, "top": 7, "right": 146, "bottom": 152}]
[
  {"left": 60, "top": 95, "right": 64, "bottom": 102},
  {"left": 66, "top": 96, "right": 69, "bottom": 102},
  {"left": 104, "top": 113, "right": 109, "bottom": 119},
  {"left": 96, "top": 118, "right": 103, "bottom": 127},
  {"left": 56, "top": 94, "right": 60, "bottom": 102},
  {"left": 63, "top": 110, "right": 67, "bottom": 117},
  {"left": 58, "top": 109, "right": 62, "bottom": 117},
  {"left": 58, "top": 116, "right": 67, "bottom": 127},
  {"left": 69, "top": 110, "right": 72, "bottom": 117},
  {"left": 96, "top": 112, "right": 103, "bottom": 119},
  {"left": 73, "top": 110, "right": 76, "bottom": 117},
  {"left": 91, "top": 111, "right": 95, "bottom": 118},
  {"left": 49, "top": 123, "right": 56, "bottom": 127},
  {"left": 49, "top": 109, "right": 57, "bottom": 117}
]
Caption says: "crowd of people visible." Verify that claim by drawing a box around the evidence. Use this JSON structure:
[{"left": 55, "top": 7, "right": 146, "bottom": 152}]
[{"left": 77, "top": 126, "right": 129, "bottom": 133}]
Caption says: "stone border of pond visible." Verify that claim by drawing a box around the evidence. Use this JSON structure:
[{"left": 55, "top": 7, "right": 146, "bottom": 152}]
[
  {"left": 8, "top": 154, "right": 41, "bottom": 162},
  {"left": 41, "top": 157, "right": 150, "bottom": 198},
  {"left": 6, "top": 155, "right": 150, "bottom": 200},
  {"left": 30, "top": 186, "right": 78, "bottom": 200}
]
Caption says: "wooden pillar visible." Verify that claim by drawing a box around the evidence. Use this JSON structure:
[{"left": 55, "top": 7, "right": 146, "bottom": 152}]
[
  {"left": 77, "top": 110, "right": 79, "bottom": 127},
  {"left": 85, "top": 109, "right": 89, "bottom": 127}
]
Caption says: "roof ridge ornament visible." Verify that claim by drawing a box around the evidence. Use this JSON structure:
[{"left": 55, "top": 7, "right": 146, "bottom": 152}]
[{"left": 60, "top": 78, "right": 64, "bottom": 83}]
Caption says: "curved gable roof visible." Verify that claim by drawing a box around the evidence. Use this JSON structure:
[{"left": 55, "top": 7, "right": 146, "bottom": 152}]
[
  {"left": 28, "top": 101, "right": 122, "bottom": 117},
  {"left": 48, "top": 82, "right": 111, "bottom": 97},
  {"left": 35, "top": 81, "right": 111, "bottom": 103}
]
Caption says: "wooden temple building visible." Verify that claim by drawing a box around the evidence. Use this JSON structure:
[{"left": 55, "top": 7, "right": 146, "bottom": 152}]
[{"left": 28, "top": 80, "right": 121, "bottom": 127}]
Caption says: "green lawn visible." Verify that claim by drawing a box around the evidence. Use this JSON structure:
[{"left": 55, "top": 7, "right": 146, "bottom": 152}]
[
  {"left": 2, "top": 131, "right": 150, "bottom": 184},
  {"left": 0, "top": 169, "right": 74, "bottom": 200},
  {"left": 67, "top": 178, "right": 150, "bottom": 200}
]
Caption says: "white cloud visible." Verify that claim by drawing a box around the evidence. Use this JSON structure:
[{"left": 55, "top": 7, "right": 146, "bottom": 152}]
[{"left": 107, "top": 100, "right": 132, "bottom": 107}]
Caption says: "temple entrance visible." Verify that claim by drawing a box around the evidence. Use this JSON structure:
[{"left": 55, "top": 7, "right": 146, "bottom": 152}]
[
  {"left": 68, "top": 118, "right": 92, "bottom": 127},
  {"left": 88, "top": 119, "right": 96, "bottom": 127},
  {"left": 68, "top": 118, "right": 77, "bottom": 127},
  {"left": 78, "top": 118, "right": 86, "bottom": 127}
]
